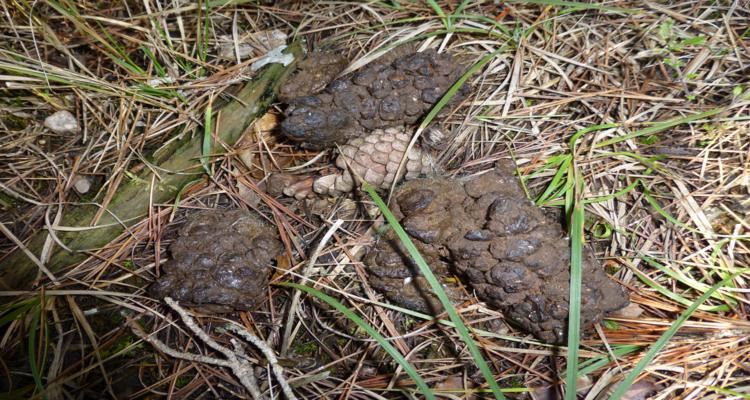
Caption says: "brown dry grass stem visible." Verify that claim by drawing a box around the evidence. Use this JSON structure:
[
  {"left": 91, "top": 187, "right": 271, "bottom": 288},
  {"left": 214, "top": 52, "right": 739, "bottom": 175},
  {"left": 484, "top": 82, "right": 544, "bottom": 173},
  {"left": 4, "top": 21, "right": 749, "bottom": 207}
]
[{"left": 0, "top": 1, "right": 748, "bottom": 398}]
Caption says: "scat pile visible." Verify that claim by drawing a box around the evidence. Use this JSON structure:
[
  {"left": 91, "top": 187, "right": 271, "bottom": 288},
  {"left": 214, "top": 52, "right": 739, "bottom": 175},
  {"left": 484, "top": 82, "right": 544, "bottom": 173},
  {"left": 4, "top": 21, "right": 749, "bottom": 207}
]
[
  {"left": 365, "top": 163, "right": 629, "bottom": 343},
  {"left": 150, "top": 209, "right": 283, "bottom": 313},
  {"left": 281, "top": 49, "right": 469, "bottom": 149}
]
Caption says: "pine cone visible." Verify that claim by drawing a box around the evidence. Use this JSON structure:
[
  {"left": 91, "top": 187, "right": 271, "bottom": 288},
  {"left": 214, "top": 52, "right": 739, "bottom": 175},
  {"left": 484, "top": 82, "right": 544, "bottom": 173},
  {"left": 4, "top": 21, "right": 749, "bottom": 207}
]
[
  {"left": 313, "top": 127, "right": 433, "bottom": 196},
  {"left": 365, "top": 163, "right": 629, "bottom": 343},
  {"left": 281, "top": 49, "right": 470, "bottom": 149},
  {"left": 150, "top": 209, "right": 283, "bottom": 313}
]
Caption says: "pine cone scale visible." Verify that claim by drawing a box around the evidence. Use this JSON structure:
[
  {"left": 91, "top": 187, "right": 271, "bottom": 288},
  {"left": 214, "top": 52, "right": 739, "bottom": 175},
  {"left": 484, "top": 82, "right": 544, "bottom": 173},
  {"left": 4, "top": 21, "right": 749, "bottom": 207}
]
[{"left": 312, "top": 127, "right": 433, "bottom": 196}]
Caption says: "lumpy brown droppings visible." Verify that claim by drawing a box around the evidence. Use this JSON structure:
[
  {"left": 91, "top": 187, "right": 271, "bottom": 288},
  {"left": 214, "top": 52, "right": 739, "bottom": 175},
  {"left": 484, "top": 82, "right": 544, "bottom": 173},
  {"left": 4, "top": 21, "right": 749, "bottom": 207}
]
[
  {"left": 278, "top": 51, "right": 348, "bottom": 103},
  {"left": 150, "top": 209, "right": 283, "bottom": 313},
  {"left": 280, "top": 49, "right": 470, "bottom": 149},
  {"left": 364, "top": 162, "right": 629, "bottom": 343},
  {"left": 364, "top": 229, "right": 467, "bottom": 314}
]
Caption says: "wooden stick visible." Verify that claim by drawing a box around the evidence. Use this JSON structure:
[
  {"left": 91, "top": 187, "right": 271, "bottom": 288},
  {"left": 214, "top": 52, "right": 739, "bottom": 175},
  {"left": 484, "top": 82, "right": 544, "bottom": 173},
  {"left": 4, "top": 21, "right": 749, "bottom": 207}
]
[{"left": 0, "top": 43, "right": 303, "bottom": 290}]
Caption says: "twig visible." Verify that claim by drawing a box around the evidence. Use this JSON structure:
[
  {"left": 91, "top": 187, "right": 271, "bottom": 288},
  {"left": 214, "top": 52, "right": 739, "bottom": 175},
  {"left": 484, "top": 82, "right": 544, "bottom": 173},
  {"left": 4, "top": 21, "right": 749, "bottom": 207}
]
[
  {"left": 0, "top": 221, "right": 59, "bottom": 285},
  {"left": 280, "top": 218, "right": 344, "bottom": 355},
  {"left": 226, "top": 324, "right": 297, "bottom": 400},
  {"left": 128, "top": 298, "right": 263, "bottom": 399},
  {"left": 128, "top": 318, "right": 236, "bottom": 369}
]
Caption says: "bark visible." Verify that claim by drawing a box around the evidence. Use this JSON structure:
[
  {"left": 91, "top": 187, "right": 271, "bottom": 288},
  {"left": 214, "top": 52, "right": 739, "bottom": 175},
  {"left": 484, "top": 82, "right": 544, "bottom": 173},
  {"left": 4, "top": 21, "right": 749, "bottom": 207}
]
[{"left": 0, "top": 43, "right": 303, "bottom": 290}]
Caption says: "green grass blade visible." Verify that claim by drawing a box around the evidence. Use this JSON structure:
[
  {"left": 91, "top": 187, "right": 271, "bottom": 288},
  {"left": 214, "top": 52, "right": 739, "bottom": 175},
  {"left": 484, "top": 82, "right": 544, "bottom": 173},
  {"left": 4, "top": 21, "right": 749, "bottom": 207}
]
[
  {"left": 0, "top": 52, "right": 175, "bottom": 107},
  {"left": 575, "top": 345, "right": 641, "bottom": 377},
  {"left": 564, "top": 170, "right": 584, "bottom": 400},
  {"left": 523, "top": 153, "right": 568, "bottom": 181},
  {"left": 131, "top": 84, "right": 182, "bottom": 100},
  {"left": 28, "top": 305, "right": 45, "bottom": 399},
  {"left": 569, "top": 123, "right": 619, "bottom": 152},
  {"left": 507, "top": 0, "right": 635, "bottom": 14},
  {"left": 546, "top": 179, "right": 575, "bottom": 208},
  {"left": 197, "top": 0, "right": 211, "bottom": 76},
  {"left": 564, "top": 159, "right": 575, "bottom": 216},
  {"left": 639, "top": 255, "right": 739, "bottom": 305},
  {"left": 535, "top": 155, "right": 571, "bottom": 205},
  {"left": 363, "top": 183, "right": 506, "bottom": 400},
  {"left": 608, "top": 270, "right": 746, "bottom": 400},
  {"left": 95, "top": 20, "right": 145, "bottom": 76},
  {"left": 201, "top": 102, "right": 213, "bottom": 175},
  {"left": 594, "top": 107, "right": 725, "bottom": 149},
  {"left": 47, "top": 0, "right": 145, "bottom": 76},
  {"left": 279, "top": 282, "right": 435, "bottom": 400},
  {"left": 426, "top": 0, "right": 449, "bottom": 29},
  {"left": 703, "top": 386, "right": 750, "bottom": 399},
  {"left": 641, "top": 189, "right": 702, "bottom": 234},
  {"left": 451, "top": 0, "right": 473, "bottom": 24},
  {"left": 140, "top": 45, "right": 167, "bottom": 77},
  {"left": 419, "top": 47, "right": 507, "bottom": 130},
  {"left": 582, "top": 179, "right": 639, "bottom": 205},
  {"left": 598, "top": 151, "right": 666, "bottom": 175},
  {"left": 0, "top": 297, "right": 40, "bottom": 328},
  {"left": 628, "top": 266, "right": 729, "bottom": 312}
]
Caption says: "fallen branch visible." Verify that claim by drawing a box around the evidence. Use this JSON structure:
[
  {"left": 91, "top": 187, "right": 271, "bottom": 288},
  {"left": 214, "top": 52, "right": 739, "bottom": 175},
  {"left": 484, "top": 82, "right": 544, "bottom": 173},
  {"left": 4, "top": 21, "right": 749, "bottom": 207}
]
[
  {"left": 129, "top": 297, "right": 264, "bottom": 399},
  {"left": 0, "top": 43, "right": 303, "bottom": 290},
  {"left": 224, "top": 324, "right": 297, "bottom": 400}
]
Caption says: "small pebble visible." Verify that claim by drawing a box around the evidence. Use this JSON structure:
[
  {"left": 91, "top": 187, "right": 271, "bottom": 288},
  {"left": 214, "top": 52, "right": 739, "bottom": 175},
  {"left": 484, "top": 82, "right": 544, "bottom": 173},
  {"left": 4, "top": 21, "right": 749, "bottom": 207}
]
[
  {"left": 73, "top": 177, "right": 91, "bottom": 194},
  {"left": 44, "top": 110, "right": 79, "bottom": 134}
]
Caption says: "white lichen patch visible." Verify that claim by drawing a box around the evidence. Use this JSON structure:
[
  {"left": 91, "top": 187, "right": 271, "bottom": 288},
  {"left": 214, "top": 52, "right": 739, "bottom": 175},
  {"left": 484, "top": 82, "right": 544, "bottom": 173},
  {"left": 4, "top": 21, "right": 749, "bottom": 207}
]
[
  {"left": 251, "top": 45, "right": 295, "bottom": 71},
  {"left": 44, "top": 110, "right": 78, "bottom": 134}
]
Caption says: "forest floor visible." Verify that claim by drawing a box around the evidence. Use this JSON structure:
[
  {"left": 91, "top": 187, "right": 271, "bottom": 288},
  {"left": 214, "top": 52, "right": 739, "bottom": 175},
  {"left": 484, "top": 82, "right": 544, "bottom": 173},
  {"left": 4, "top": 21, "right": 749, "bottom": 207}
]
[{"left": 1, "top": 1, "right": 749, "bottom": 399}]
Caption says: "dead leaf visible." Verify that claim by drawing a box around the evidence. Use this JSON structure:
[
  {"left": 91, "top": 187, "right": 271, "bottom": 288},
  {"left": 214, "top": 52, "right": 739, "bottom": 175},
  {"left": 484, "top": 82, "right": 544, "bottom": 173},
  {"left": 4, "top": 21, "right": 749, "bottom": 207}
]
[
  {"left": 530, "top": 385, "right": 561, "bottom": 400},
  {"left": 608, "top": 302, "right": 645, "bottom": 319},
  {"left": 236, "top": 180, "right": 260, "bottom": 207},
  {"left": 254, "top": 112, "right": 278, "bottom": 136},
  {"left": 599, "top": 379, "right": 658, "bottom": 400},
  {"left": 530, "top": 376, "right": 591, "bottom": 400},
  {"left": 433, "top": 374, "right": 464, "bottom": 392},
  {"left": 237, "top": 147, "right": 255, "bottom": 171}
]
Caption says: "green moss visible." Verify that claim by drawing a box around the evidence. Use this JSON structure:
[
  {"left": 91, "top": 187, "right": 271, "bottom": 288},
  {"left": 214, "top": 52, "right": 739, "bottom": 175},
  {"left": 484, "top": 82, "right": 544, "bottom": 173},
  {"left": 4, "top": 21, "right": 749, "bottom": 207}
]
[
  {"left": 505, "top": 375, "right": 525, "bottom": 389},
  {"left": 637, "top": 134, "right": 659, "bottom": 145},
  {"left": 293, "top": 341, "right": 319, "bottom": 355},
  {"left": 603, "top": 320, "right": 619, "bottom": 330},
  {"left": 89, "top": 308, "right": 125, "bottom": 335},
  {"left": 401, "top": 317, "right": 417, "bottom": 331},
  {"left": 175, "top": 374, "right": 193, "bottom": 389},
  {"left": 1, "top": 113, "right": 29, "bottom": 130},
  {"left": 101, "top": 332, "right": 143, "bottom": 359},
  {"left": 0, "top": 192, "right": 17, "bottom": 210}
]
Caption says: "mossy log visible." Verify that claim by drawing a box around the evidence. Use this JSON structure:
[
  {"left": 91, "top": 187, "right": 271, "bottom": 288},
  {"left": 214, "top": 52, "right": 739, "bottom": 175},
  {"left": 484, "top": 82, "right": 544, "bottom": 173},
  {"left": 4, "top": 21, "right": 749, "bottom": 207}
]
[{"left": 0, "top": 43, "right": 303, "bottom": 290}]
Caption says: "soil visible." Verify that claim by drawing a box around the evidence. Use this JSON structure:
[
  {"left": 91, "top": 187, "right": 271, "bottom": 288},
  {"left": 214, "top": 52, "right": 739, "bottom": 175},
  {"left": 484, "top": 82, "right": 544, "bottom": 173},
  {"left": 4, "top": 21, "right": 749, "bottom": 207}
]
[
  {"left": 150, "top": 209, "right": 282, "bottom": 313},
  {"left": 279, "top": 49, "right": 470, "bottom": 149},
  {"left": 365, "top": 162, "right": 630, "bottom": 343}
]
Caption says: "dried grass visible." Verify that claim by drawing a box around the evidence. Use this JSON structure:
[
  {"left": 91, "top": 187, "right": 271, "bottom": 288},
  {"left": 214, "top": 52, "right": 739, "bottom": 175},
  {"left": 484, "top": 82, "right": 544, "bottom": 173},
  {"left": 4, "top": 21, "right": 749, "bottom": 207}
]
[{"left": 1, "top": 1, "right": 748, "bottom": 399}]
